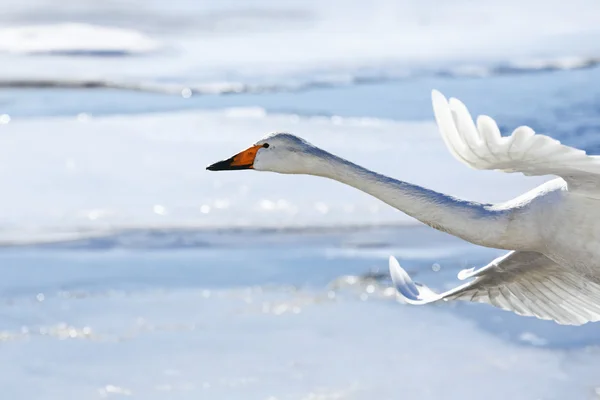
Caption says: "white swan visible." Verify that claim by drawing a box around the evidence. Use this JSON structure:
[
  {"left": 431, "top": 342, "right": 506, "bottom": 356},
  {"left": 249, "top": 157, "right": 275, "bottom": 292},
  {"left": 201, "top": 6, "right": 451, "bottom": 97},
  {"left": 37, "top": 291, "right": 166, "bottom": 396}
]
[{"left": 207, "top": 90, "right": 600, "bottom": 326}]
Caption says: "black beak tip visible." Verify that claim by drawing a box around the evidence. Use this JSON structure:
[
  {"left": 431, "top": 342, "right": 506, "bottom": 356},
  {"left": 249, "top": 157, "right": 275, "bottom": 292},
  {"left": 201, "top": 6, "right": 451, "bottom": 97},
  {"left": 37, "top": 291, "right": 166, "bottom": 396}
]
[
  {"left": 206, "top": 159, "right": 230, "bottom": 171},
  {"left": 206, "top": 157, "right": 252, "bottom": 171}
]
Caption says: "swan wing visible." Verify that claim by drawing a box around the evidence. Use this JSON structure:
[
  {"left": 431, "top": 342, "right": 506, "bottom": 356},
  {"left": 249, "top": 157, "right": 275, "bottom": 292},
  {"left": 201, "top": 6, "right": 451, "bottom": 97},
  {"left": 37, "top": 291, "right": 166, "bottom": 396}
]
[
  {"left": 432, "top": 90, "right": 600, "bottom": 195},
  {"left": 389, "top": 252, "right": 600, "bottom": 325}
]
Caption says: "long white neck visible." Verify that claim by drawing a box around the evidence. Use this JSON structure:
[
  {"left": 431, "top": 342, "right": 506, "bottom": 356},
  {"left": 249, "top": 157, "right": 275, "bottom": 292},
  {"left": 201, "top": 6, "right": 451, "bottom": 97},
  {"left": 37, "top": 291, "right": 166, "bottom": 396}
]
[{"left": 306, "top": 151, "right": 528, "bottom": 250}]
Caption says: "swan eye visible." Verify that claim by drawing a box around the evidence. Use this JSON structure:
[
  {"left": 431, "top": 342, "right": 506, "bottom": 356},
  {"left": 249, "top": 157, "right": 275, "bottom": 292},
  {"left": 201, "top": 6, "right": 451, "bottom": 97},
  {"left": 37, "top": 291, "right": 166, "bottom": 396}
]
[{"left": 262, "top": 143, "right": 270, "bottom": 148}]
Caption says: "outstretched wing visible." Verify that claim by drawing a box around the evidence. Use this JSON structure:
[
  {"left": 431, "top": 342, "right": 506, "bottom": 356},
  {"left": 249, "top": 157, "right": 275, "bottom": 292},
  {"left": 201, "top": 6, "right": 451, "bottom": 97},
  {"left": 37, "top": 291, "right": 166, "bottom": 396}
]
[
  {"left": 389, "top": 252, "right": 600, "bottom": 325},
  {"left": 432, "top": 90, "right": 600, "bottom": 196}
]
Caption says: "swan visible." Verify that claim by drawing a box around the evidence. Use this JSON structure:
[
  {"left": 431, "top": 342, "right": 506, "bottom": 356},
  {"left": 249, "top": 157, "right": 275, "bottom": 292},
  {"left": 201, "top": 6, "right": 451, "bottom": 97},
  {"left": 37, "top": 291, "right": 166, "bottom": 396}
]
[{"left": 207, "top": 90, "right": 600, "bottom": 326}]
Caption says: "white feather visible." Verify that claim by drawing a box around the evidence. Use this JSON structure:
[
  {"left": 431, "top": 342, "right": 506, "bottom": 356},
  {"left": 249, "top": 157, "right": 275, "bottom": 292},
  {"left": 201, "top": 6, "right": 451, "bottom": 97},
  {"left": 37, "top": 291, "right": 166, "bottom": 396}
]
[
  {"left": 432, "top": 90, "right": 600, "bottom": 196},
  {"left": 389, "top": 253, "right": 600, "bottom": 326}
]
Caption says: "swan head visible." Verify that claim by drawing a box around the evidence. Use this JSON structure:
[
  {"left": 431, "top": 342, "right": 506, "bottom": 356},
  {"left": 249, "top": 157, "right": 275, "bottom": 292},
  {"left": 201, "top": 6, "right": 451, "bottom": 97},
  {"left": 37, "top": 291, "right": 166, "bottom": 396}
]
[{"left": 206, "top": 132, "right": 323, "bottom": 174}]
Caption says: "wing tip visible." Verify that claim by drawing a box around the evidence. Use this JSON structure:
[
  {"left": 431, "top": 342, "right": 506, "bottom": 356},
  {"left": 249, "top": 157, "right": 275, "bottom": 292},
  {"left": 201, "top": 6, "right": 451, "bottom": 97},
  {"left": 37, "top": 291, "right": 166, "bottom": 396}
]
[
  {"left": 431, "top": 89, "right": 447, "bottom": 105},
  {"left": 448, "top": 96, "right": 467, "bottom": 111},
  {"left": 389, "top": 256, "right": 440, "bottom": 305}
]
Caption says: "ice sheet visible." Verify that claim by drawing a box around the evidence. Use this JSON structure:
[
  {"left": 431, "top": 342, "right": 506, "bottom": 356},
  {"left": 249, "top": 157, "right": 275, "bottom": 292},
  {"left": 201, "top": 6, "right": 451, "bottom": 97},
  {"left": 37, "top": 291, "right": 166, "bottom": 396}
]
[
  {"left": 0, "top": 23, "right": 161, "bottom": 55},
  {"left": 0, "top": 108, "right": 546, "bottom": 242},
  {"left": 1, "top": 241, "right": 599, "bottom": 400},
  {"left": 1, "top": 0, "right": 600, "bottom": 89}
]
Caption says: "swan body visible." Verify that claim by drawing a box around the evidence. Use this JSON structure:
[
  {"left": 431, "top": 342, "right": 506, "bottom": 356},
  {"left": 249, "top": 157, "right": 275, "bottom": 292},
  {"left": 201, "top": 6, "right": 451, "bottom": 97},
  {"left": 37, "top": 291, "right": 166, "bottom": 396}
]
[{"left": 207, "top": 90, "right": 600, "bottom": 325}]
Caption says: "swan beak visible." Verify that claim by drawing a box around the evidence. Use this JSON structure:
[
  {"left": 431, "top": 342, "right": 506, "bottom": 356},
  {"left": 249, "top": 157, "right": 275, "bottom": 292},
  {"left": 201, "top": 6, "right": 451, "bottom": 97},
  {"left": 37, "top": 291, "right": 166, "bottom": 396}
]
[{"left": 206, "top": 145, "right": 261, "bottom": 171}]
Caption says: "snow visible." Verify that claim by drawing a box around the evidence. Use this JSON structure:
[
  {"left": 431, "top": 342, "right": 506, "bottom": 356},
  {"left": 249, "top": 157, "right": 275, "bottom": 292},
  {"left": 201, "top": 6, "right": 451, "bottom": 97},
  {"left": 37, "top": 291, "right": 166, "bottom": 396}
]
[
  {"left": 1, "top": 0, "right": 600, "bottom": 87},
  {"left": 0, "top": 108, "right": 545, "bottom": 243},
  {"left": 0, "top": 23, "right": 161, "bottom": 55}
]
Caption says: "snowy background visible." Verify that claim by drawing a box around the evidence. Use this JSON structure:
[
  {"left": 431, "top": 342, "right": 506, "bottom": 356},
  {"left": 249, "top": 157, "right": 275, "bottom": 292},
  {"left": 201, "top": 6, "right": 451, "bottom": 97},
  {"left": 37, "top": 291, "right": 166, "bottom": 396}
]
[{"left": 1, "top": 0, "right": 600, "bottom": 398}]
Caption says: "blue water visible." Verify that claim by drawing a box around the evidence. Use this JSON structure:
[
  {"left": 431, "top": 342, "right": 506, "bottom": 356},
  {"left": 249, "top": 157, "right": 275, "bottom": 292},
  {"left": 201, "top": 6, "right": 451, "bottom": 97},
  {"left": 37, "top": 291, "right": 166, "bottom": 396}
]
[{"left": 5, "top": 66, "right": 600, "bottom": 152}]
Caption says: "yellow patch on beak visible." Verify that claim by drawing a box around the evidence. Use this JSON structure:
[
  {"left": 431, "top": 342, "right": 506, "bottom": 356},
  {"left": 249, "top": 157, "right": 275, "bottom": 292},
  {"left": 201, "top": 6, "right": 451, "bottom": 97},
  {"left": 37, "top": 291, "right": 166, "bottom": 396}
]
[{"left": 206, "top": 145, "right": 262, "bottom": 171}]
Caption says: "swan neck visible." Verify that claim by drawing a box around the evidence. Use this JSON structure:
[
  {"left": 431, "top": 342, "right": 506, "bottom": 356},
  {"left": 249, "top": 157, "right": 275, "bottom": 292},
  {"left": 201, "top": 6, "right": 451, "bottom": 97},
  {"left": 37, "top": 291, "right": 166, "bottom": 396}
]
[{"left": 312, "top": 152, "right": 521, "bottom": 249}]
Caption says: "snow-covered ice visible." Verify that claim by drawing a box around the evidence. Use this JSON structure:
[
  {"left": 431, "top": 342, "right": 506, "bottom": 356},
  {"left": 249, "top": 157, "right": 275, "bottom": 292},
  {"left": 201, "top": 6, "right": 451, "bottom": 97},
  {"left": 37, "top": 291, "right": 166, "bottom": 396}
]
[
  {"left": 0, "top": 108, "right": 545, "bottom": 242},
  {"left": 1, "top": 0, "right": 600, "bottom": 88},
  {"left": 0, "top": 23, "right": 161, "bottom": 55}
]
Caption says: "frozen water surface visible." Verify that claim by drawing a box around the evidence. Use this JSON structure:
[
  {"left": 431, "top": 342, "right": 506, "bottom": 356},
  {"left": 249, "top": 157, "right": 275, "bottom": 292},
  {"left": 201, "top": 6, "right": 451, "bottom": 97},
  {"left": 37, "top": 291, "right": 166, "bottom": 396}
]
[{"left": 2, "top": 228, "right": 600, "bottom": 400}]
